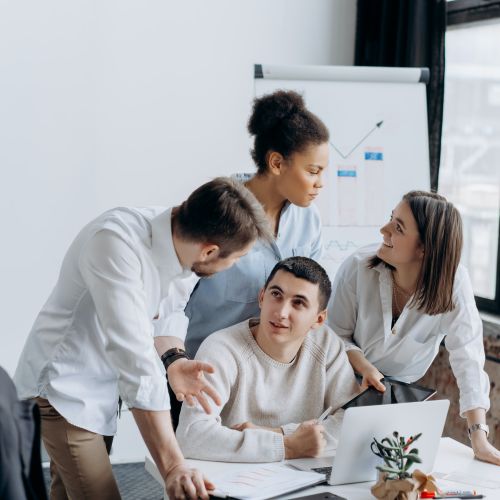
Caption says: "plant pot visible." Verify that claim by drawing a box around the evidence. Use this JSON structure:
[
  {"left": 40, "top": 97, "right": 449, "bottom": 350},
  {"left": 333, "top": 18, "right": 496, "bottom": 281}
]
[{"left": 371, "top": 470, "right": 439, "bottom": 500}]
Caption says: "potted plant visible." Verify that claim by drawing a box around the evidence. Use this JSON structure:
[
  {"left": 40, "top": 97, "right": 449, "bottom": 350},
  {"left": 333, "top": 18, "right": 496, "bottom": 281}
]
[{"left": 370, "top": 432, "right": 438, "bottom": 500}]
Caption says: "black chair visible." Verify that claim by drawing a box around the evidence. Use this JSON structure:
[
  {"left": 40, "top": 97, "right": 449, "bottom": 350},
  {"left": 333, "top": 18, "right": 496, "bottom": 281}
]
[{"left": 0, "top": 366, "right": 47, "bottom": 500}]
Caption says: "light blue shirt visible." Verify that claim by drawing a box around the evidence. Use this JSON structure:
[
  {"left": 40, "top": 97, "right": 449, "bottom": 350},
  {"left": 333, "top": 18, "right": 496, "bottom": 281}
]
[{"left": 185, "top": 199, "right": 323, "bottom": 357}]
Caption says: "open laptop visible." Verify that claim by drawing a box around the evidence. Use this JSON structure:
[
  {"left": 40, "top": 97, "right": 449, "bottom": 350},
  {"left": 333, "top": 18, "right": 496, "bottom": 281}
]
[{"left": 287, "top": 399, "right": 449, "bottom": 485}]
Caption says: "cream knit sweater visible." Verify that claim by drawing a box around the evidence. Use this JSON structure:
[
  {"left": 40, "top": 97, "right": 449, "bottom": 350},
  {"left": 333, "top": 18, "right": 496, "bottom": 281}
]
[{"left": 176, "top": 319, "right": 359, "bottom": 462}]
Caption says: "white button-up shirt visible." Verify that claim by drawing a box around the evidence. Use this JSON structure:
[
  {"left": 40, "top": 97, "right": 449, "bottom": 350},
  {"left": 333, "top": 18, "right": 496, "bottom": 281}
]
[
  {"left": 14, "top": 207, "right": 199, "bottom": 435},
  {"left": 327, "top": 244, "right": 490, "bottom": 416}
]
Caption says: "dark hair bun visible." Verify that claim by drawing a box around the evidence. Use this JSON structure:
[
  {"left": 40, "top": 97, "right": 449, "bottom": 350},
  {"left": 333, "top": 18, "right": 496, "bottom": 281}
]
[
  {"left": 247, "top": 89, "right": 329, "bottom": 174},
  {"left": 248, "top": 90, "right": 305, "bottom": 136}
]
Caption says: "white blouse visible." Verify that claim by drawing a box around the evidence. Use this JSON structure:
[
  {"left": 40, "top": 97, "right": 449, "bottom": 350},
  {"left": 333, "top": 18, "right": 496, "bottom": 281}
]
[{"left": 327, "top": 244, "right": 490, "bottom": 416}]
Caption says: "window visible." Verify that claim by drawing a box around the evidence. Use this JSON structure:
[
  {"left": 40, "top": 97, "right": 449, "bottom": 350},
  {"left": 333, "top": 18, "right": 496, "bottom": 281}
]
[{"left": 440, "top": 0, "right": 500, "bottom": 313}]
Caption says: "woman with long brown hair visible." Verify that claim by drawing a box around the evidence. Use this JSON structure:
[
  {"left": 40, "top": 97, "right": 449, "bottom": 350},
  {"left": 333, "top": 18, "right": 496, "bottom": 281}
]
[{"left": 328, "top": 191, "right": 500, "bottom": 466}]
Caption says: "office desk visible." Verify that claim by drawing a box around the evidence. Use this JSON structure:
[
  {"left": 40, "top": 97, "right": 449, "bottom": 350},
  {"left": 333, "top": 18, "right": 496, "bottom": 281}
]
[{"left": 145, "top": 438, "right": 500, "bottom": 499}]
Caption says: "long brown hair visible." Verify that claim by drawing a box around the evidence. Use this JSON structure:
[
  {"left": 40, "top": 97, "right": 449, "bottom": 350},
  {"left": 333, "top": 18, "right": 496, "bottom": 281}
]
[{"left": 369, "top": 191, "right": 463, "bottom": 315}]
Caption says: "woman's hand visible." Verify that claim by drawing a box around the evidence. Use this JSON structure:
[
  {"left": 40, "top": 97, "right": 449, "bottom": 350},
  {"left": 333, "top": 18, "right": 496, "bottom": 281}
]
[
  {"left": 346, "top": 350, "right": 385, "bottom": 392},
  {"left": 471, "top": 431, "right": 500, "bottom": 466},
  {"left": 360, "top": 365, "right": 386, "bottom": 392}
]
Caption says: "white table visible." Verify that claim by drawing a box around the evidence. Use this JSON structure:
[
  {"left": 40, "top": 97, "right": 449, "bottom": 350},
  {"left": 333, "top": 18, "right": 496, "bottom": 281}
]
[{"left": 145, "top": 438, "right": 500, "bottom": 499}]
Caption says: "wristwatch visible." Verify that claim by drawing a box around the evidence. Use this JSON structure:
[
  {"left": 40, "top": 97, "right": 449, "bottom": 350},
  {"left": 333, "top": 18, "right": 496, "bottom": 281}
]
[
  {"left": 161, "top": 347, "right": 189, "bottom": 372},
  {"left": 467, "top": 423, "right": 489, "bottom": 440}
]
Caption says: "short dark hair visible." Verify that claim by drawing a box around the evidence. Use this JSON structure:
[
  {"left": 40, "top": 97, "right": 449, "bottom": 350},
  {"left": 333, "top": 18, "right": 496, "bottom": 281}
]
[
  {"left": 264, "top": 257, "right": 332, "bottom": 310},
  {"left": 248, "top": 90, "right": 330, "bottom": 175},
  {"left": 369, "top": 190, "right": 463, "bottom": 315},
  {"left": 174, "top": 177, "right": 272, "bottom": 257}
]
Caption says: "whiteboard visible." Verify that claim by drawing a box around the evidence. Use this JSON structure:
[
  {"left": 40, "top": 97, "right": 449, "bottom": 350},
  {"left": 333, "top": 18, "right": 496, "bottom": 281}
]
[{"left": 254, "top": 64, "right": 430, "bottom": 278}]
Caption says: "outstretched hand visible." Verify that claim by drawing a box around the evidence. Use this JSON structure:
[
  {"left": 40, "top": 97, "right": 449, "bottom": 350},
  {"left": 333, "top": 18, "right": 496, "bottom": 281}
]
[{"left": 167, "top": 358, "right": 221, "bottom": 414}]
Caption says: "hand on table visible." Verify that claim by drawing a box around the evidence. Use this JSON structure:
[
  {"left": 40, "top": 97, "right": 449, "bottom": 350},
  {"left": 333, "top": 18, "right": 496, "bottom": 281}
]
[
  {"left": 167, "top": 358, "right": 221, "bottom": 414},
  {"left": 165, "top": 463, "right": 215, "bottom": 500},
  {"left": 471, "top": 432, "right": 500, "bottom": 466}
]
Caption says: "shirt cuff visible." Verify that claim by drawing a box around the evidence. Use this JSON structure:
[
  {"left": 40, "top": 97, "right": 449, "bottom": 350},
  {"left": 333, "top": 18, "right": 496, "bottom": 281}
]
[
  {"left": 153, "top": 312, "right": 189, "bottom": 341},
  {"left": 270, "top": 432, "right": 286, "bottom": 461},
  {"left": 281, "top": 423, "right": 300, "bottom": 436},
  {"left": 343, "top": 342, "right": 363, "bottom": 353},
  {"left": 121, "top": 375, "right": 171, "bottom": 411},
  {"left": 459, "top": 391, "right": 491, "bottom": 418}
]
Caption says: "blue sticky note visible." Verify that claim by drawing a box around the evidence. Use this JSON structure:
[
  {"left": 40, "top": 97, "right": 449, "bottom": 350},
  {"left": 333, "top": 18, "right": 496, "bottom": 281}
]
[
  {"left": 365, "top": 152, "right": 383, "bottom": 161},
  {"left": 337, "top": 170, "right": 357, "bottom": 177}
]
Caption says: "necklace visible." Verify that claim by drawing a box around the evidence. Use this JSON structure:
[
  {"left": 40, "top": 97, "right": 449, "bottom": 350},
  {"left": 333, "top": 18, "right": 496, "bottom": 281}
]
[{"left": 391, "top": 272, "right": 414, "bottom": 334}]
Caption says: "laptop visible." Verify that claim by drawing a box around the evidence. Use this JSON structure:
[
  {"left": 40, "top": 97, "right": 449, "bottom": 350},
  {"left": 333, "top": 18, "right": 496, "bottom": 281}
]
[{"left": 287, "top": 399, "right": 449, "bottom": 485}]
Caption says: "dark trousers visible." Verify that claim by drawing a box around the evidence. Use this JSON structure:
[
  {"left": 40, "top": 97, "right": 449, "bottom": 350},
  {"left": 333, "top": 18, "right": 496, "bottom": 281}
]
[{"left": 167, "top": 381, "right": 183, "bottom": 431}]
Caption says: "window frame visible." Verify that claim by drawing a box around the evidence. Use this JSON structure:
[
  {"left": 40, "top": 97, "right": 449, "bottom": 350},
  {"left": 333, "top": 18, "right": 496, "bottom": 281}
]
[{"left": 445, "top": 0, "right": 500, "bottom": 314}]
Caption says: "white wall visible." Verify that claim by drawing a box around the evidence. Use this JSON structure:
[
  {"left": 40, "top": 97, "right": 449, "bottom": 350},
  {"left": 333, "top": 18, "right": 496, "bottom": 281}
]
[{"left": 1, "top": 0, "right": 356, "bottom": 461}]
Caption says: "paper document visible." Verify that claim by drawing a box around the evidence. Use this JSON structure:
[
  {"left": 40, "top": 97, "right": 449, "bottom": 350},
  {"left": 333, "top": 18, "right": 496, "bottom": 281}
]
[{"left": 210, "top": 463, "right": 325, "bottom": 499}]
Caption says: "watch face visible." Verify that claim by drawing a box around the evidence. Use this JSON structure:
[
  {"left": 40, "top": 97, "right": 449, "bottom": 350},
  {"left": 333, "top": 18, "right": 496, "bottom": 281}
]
[{"left": 468, "top": 423, "right": 489, "bottom": 439}]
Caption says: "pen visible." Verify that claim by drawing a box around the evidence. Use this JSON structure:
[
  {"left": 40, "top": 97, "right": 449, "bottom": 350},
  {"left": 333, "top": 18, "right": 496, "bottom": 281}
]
[
  {"left": 434, "top": 496, "right": 483, "bottom": 499},
  {"left": 420, "top": 494, "right": 483, "bottom": 499},
  {"left": 317, "top": 406, "right": 332, "bottom": 423}
]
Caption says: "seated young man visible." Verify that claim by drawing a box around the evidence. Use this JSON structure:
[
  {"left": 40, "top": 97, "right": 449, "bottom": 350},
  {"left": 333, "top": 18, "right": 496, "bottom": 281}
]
[{"left": 176, "top": 256, "right": 360, "bottom": 462}]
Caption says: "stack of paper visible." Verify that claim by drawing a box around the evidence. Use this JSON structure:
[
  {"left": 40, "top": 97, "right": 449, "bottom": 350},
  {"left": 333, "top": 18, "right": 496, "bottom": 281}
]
[{"left": 210, "top": 463, "right": 325, "bottom": 499}]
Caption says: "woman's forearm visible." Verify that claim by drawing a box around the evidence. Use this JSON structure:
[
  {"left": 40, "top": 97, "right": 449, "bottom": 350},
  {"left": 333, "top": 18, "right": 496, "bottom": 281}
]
[
  {"left": 346, "top": 349, "right": 371, "bottom": 375},
  {"left": 464, "top": 407, "right": 486, "bottom": 427}
]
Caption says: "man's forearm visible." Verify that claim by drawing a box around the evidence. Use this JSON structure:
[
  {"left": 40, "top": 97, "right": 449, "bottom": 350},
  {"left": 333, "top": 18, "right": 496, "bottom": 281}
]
[
  {"left": 154, "top": 336, "right": 185, "bottom": 357},
  {"left": 131, "top": 408, "right": 184, "bottom": 481}
]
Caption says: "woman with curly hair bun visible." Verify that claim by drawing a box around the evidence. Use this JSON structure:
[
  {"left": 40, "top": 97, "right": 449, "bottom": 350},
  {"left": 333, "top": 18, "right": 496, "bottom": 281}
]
[{"left": 183, "top": 90, "right": 330, "bottom": 355}]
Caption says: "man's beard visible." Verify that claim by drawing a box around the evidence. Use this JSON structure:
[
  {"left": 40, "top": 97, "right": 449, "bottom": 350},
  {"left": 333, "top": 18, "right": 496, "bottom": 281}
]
[{"left": 190, "top": 262, "right": 216, "bottom": 278}]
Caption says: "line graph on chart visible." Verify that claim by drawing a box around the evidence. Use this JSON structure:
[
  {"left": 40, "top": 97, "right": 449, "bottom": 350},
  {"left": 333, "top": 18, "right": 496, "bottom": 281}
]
[{"left": 316, "top": 120, "right": 386, "bottom": 227}]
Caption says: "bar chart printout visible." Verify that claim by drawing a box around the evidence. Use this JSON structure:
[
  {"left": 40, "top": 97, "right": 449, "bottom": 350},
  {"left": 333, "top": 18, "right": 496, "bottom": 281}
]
[{"left": 210, "top": 463, "right": 324, "bottom": 500}]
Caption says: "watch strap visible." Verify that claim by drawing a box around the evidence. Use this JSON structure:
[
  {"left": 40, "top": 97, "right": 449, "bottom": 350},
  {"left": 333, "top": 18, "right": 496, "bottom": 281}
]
[
  {"left": 467, "top": 423, "right": 489, "bottom": 440},
  {"left": 161, "top": 348, "right": 189, "bottom": 372}
]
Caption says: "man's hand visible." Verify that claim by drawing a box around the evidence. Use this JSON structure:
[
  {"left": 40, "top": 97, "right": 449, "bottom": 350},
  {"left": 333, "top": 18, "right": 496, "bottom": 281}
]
[
  {"left": 231, "top": 421, "right": 283, "bottom": 434},
  {"left": 471, "top": 431, "right": 500, "bottom": 466},
  {"left": 284, "top": 421, "right": 326, "bottom": 459},
  {"left": 165, "top": 463, "right": 215, "bottom": 500},
  {"left": 167, "top": 358, "right": 221, "bottom": 414},
  {"left": 360, "top": 365, "right": 386, "bottom": 392}
]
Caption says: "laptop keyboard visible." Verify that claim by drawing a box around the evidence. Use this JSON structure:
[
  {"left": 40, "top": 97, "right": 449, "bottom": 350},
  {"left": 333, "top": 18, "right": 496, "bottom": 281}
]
[{"left": 311, "top": 466, "right": 332, "bottom": 482}]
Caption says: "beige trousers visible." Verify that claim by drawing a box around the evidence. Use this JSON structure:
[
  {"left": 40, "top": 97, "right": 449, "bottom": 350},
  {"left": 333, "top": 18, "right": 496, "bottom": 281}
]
[{"left": 36, "top": 398, "right": 121, "bottom": 500}]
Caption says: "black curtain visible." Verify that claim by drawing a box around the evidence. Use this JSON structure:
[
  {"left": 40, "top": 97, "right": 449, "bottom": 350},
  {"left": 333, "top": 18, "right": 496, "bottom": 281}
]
[{"left": 355, "top": 0, "right": 446, "bottom": 191}]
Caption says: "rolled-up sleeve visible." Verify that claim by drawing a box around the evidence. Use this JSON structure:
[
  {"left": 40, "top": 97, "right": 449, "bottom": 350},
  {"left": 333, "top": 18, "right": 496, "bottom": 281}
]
[
  {"left": 153, "top": 276, "right": 199, "bottom": 341},
  {"left": 444, "top": 267, "right": 490, "bottom": 416},
  {"left": 79, "top": 229, "right": 170, "bottom": 411},
  {"left": 327, "top": 258, "right": 363, "bottom": 353}
]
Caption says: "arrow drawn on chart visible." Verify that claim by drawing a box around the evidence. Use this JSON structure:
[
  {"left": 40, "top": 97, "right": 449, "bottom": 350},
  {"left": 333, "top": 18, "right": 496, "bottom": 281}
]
[{"left": 330, "top": 120, "right": 384, "bottom": 159}]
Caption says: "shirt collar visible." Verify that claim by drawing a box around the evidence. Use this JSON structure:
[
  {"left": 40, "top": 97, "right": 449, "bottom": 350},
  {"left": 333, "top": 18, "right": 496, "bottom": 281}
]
[
  {"left": 372, "top": 259, "right": 392, "bottom": 285},
  {"left": 151, "top": 208, "right": 192, "bottom": 280}
]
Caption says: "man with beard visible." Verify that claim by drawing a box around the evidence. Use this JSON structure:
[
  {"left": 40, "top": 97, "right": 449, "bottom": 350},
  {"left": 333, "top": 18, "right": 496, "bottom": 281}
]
[{"left": 14, "top": 177, "right": 271, "bottom": 500}]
